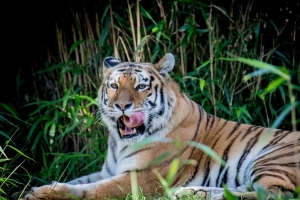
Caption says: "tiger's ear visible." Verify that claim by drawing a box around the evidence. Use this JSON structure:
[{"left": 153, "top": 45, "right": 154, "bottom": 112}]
[
  {"left": 154, "top": 53, "right": 175, "bottom": 76},
  {"left": 102, "top": 56, "right": 121, "bottom": 74}
]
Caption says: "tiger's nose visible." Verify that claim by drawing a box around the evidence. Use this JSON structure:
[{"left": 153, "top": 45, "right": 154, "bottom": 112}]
[{"left": 114, "top": 102, "right": 133, "bottom": 111}]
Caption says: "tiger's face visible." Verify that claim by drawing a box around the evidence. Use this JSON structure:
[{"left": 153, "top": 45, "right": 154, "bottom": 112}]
[{"left": 98, "top": 54, "right": 176, "bottom": 142}]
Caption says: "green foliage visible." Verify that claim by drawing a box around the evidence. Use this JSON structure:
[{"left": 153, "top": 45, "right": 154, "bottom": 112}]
[
  {"left": 0, "top": 104, "right": 31, "bottom": 199},
  {"left": 24, "top": 90, "right": 107, "bottom": 183}
]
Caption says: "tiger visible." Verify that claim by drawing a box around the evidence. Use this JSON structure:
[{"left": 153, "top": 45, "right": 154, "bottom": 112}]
[{"left": 24, "top": 53, "right": 300, "bottom": 200}]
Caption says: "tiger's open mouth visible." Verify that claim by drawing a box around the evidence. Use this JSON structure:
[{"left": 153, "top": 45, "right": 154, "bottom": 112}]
[{"left": 117, "top": 112, "right": 145, "bottom": 139}]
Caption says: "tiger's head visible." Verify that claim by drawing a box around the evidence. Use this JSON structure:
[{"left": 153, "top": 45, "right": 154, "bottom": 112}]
[{"left": 98, "top": 53, "right": 177, "bottom": 142}]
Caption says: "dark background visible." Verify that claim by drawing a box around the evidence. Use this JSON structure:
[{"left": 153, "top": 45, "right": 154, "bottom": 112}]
[{"left": 2, "top": 1, "right": 78, "bottom": 105}]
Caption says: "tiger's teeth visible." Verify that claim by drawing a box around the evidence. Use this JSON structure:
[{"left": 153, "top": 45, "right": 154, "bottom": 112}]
[
  {"left": 132, "top": 128, "right": 137, "bottom": 134},
  {"left": 119, "top": 128, "right": 125, "bottom": 135}
]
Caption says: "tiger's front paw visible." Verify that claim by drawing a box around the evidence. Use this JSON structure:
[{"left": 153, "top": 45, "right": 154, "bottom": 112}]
[
  {"left": 24, "top": 182, "right": 70, "bottom": 200},
  {"left": 24, "top": 185, "right": 53, "bottom": 200}
]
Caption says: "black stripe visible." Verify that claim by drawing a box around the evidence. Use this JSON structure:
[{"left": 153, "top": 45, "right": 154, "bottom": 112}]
[
  {"left": 195, "top": 105, "right": 203, "bottom": 138},
  {"left": 251, "top": 166, "right": 300, "bottom": 188},
  {"left": 180, "top": 90, "right": 185, "bottom": 98},
  {"left": 146, "top": 100, "right": 156, "bottom": 108},
  {"left": 274, "top": 129, "right": 287, "bottom": 136},
  {"left": 158, "top": 87, "right": 165, "bottom": 116},
  {"left": 98, "top": 173, "right": 104, "bottom": 180},
  {"left": 167, "top": 100, "right": 171, "bottom": 109},
  {"left": 129, "top": 64, "right": 136, "bottom": 68},
  {"left": 216, "top": 131, "right": 240, "bottom": 187},
  {"left": 190, "top": 98, "right": 195, "bottom": 113},
  {"left": 214, "top": 120, "right": 228, "bottom": 137},
  {"left": 119, "top": 145, "right": 128, "bottom": 154},
  {"left": 110, "top": 137, "right": 117, "bottom": 163},
  {"left": 168, "top": 104, "right": 203, "bottom": 184},
  {"left": 105, "top": 161, "right": 114, "bottom": 176},
  {"left": 200, "top": 152, "right": 212, "bottom": 185},
  {"left": 208, "top": 115, "right": 215, "bottom": 133},
  {"left": 103, "top": 86, "right": 109, "bottom": 105},
  {"left": 251, "top": 163, "right": 299, "bottom": 187},
  {"left": 78, "top": 179, "right": 84, "bottom": 184},
  {"left": 122, "top": 146, "right": 154, "bottom": 160},
  {"left": 240, "top": 125, "right": 260, "bottom": 141},
  {"left": 235, "top": 128, "right": 264, "bottom": 186},
  {"left": 201, "top": 120, "right": 229, "bottom": 185},
  {"left": 149, "top": 76, "right": 153, "bottom": 89},
  {"left": 227, "top": 123, "right": 241, "bottom": 139},
  {"left": 262, "top": 131, "right": 291, "bottom": 150},
  {"left": 205, "top": 114, "right": 211, "bottom": 131},
  {"left": 217, "top": 167, "right": 229, "bottom": 187},
  {"left": 147, "top": 85, "right": 158, "bottom": 108},
  {"left": 254, "top": 148, "right": 300, "bottom": 169},
  {"left": 153, "top": 85, "right": 158, "bottom": 102},
  {"left": 253, "top": 173, "right": 285, "bottom": 183},
  {"left": 205, "top": 179, "right": 210, "bottom": 187}
]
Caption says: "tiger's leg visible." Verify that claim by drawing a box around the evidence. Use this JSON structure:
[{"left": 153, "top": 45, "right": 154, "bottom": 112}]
[
  {"left": 24, "top": 170, "right": 162, "bottom": 200},
  {"left": 67, "top": 171, "right": 104, "bottom": 185},
  {"left": 250, "top": 142, "right": 300, "bottom": 199},
  {"left": 252, "top": 179, "right": 297, "bottom": 199},
  {"left": 11, "top": 168, "right": 106, "bottom": 199}
]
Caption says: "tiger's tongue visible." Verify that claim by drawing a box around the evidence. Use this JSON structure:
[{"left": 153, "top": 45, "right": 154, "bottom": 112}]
[{"left": 122, "top": 112, "right": 145, "bottom": 128}]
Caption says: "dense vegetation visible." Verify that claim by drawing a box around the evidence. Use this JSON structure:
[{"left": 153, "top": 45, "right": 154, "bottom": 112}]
[{"left": 1, "top": 0, "right": 299, "bottom": 199}]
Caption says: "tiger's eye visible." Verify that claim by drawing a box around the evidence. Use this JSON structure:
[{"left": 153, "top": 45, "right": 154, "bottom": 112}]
[
  {"left": 137, "top": 84, "right": 146, "bottom": 90},
  {"left": 110, "top": 83, "right": 118, "bottom": 89}
]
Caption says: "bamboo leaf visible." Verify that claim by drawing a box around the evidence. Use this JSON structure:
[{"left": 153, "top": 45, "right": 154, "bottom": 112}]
[
  {"left": 224, "top": 187, "right": 238, "bottom": 200},
  {"left": 243, "top": 69, "right": 271, "bottom": 82},
  {"left": 219, "top": 57, "right": 290, "bottom": 81},
  {"left": 0, "top": 158, "right": 10, "bottom": 163},
  {"left": 27, "top": 117, "right": 45, "bottom": 141},
  {"left": 0, "top": 130, "right": 11, "bottom": 142},
  {"left": 178, "top": 24, "right": 191, "bottom": 32},
  {"left": 166, "top": 158, "right": 180, "bottom": 185},
  {"left": 270, "top": 102, "right": 298, "bottom": 130},
  {"left": 260, "top": 77, "right": 286, "bottom": 99},
  {"left": 140, "top": 6, "right": 157, "bottom": 25},
  {"left": 274, "top": 51, "right": 292, "bottom": 65},
  {"left": 199, "top": 78, "right": 206, "bottom": 92},
  {"left": 7, "top": 145, "right": 35, "bottom": 162},
  {"left": 238, "top": 58, "right": 290, "bottom": 81},
  {"left": 0, "top": 146, "right": 8, "bottom": 159},
  {"left": 196, "top": 60, "right": 211, "bottom": 71},
  {"left": 278, "top": 86, "right": 286, "bottom": 104},
  {"left": 195, "top": 28, "right": 209, "bottom": 33},
  {"left": 68, "top": 40, "right": 84, "bottom": 57},
  {"left": 216, "top": 102, "right": 231, "bottom": 115},
  {"left": 239, "top": 107, "right": 252, "bottom": 121},
  {"left": 0, "top": 103, "right": 18, "bottom": 117},
  {"left": 77, "top": 96, "right": 98, "bottom": 105}
]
